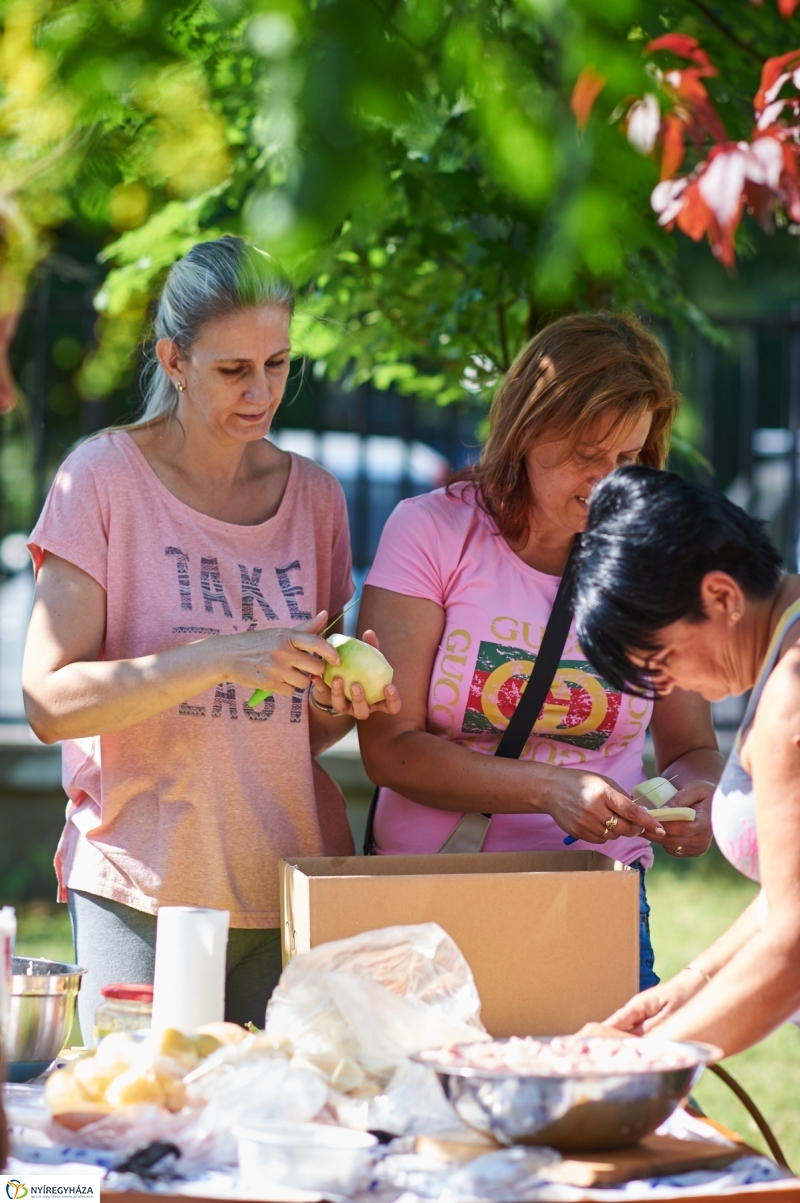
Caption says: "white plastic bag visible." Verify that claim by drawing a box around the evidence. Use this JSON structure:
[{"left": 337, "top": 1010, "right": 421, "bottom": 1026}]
[
  {"left": 264, "top": 923, "right": 488, "bottom": 1135},
  {"left": 265, "top": 923, "right": 487, "bottom": 1080},
  {"left": 183, "top": 1052, "right": 328, "bottom": 1167},
  {"left": 367, "top": 1061, "right": 467, "bottom": 1137}
]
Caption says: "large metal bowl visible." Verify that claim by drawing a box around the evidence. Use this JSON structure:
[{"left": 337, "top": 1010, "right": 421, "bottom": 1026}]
[
  {"left": 414, "top": 1039, "right": 718, "bottom": 1152},
  {"left": 5, "top": 957, "right": 85, "bottom": 1082}
]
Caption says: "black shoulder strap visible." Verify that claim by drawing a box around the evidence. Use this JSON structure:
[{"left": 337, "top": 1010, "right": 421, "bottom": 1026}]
[
  {"left": 494, "top": 538, "right": 579, "bottom": 761},
  {"left": 364, "top": 538, "right": 580, "bottom": 852}
]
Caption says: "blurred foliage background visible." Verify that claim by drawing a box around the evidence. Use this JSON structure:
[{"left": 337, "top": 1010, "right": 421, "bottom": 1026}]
[
  {"left": 0, "top": 0, "right": 799, "bottom": 526},
  {"left": 5, "top": 1, "right": 800, "bottom": 1153}
]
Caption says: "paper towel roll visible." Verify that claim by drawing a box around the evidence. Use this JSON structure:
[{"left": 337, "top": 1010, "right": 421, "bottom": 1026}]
[{"left": 151, "top": 906, "right": 229, "bottom": 1033}]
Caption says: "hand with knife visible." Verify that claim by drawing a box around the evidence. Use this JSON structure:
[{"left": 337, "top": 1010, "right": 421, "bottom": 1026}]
[
  {"left": 562, "top": 698, "right": 719, "bottom": 857},
  {"left": 236, "top": 607, "right": 401, "bottom": 730}
]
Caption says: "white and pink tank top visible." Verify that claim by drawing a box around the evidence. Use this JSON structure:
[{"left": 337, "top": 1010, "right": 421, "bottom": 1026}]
[{"left": 712, "top": 598, "right": 800, "bottom": 883}]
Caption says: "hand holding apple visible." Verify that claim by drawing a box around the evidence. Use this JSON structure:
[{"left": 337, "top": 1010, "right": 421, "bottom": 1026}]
[{"left": 313, "top": 629, "right": 401, "bottom": 722}]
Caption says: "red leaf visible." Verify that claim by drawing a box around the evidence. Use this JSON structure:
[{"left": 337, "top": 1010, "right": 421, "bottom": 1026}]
[
  {"left": 742, "top": 179, "right": 775, "bottom": 226},
  {"left": 670, "top": 69, "right": 710, "bottom": 103},
  {"left": 755, "top": 49, "right": 800, "bottom": 112},
  {"left": 570, "top": 67, "right": 607, "bottom": 130},
  {"left": 711, "top": 227, "right": 738, "bottom": 268},
  {"left": 646, "top": 34, "right": 715, "bottom": 75},
  {"left": 782, "top": 141, "right": 800, "bottom": 179},
  {"left": 782, "top": 172, "right": 800, "bottom": 222},
  {"left": 691, "top": 98, "right": 729, "bottom": 144},
  {"left": 660, "top": 114, "right": 685, "bottom": 178},
  {"left": 779, "top": 0, "right": 800, "bottom": 18},
  {"left": 675, "top": 181, "right": 714, "bottom": 241}
]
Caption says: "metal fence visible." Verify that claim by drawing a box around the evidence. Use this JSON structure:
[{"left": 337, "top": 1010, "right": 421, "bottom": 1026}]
[
  {"left": 663, "top": 313, "right": 800, "bottom": 573},
  {"left": 2, "top": 259, "right": 800, "bottom": 724}
]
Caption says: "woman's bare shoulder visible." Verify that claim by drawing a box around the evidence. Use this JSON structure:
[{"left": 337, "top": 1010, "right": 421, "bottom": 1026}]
[{"left": 756, "top": 642, "right": 800, "bottom": 730}]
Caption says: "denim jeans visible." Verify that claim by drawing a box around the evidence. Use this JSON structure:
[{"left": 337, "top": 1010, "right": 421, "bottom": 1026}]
[{"left": 636, "top": 860, "right": 660, "bottom": 991}]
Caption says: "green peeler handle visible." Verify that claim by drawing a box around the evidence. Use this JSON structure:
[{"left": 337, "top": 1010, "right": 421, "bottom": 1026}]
[{"left": 248, "top": 688, "right": 272, "bottom": 707}]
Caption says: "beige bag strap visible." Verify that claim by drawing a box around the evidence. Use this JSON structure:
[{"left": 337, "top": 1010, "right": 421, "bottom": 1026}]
[{"left": 436, "top": 811, "right": 492, "bottom": 854}]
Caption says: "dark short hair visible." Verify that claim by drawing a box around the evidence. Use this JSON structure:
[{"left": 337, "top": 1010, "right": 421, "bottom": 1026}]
[{"left": 573, "top": 466, "right": 783, "bottom": 696}]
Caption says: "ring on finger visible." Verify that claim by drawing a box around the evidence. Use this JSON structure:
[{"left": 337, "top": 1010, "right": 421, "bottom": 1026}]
[
  {"left": 604, "top": 814, "right": 619, "bottom": 833},
  {"left": 675, "top": 845, "right": 683, "bottom": 856}
]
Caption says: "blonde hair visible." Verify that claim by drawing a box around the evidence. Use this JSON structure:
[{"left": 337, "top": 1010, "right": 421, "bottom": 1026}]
[
  {"left": 132, "top": 235, "right": 294, "bottom": 429},
  {"left": 458, "top": 312, "right": 679, "bottom": 543}
]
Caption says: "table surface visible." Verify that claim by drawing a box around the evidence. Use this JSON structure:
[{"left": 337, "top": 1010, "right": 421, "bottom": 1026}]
[
  {"left": 102, "top": 1184, "right": 800, "bottom": 1203},
  {"left": 90, "top": 1114, "right": 800, "bottom": 1202}
]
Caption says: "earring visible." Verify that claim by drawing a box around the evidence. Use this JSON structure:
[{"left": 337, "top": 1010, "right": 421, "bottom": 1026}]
[
  {"left": 731, "top": 609, "right": 741, "bottom": 622},
  {"left": 175, "top": 381, "right": 185, "bottom": 392}
]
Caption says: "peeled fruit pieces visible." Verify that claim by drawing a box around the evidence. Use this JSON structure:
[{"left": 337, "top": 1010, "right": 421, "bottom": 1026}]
[
  {"left": 322, "top": 634, "right": 393, "bottom": 705},
  {"left": 632, "top": 776, "right": 695, "bottom": 823},
  {"left": 632, "top": 777, "right": 678, "bottom": 807},
  {"left": 46, "top": 1023, "right": 247, "bottom": 1129}
]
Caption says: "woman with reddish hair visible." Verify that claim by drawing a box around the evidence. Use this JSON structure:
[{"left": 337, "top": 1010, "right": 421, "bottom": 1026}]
[{"left": 358, "top": 312, "right": 724, "bottom": 988}]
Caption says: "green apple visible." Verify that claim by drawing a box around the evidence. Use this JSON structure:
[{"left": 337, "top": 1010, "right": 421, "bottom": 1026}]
[
  {"left": 322, "top": 633, "right": 394, "bottom": 705},
  {"left": 632, "top": 776, "right": 678, "bottom": 808}
]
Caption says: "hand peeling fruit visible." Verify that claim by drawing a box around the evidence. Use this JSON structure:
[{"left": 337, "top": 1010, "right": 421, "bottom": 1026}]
[
  {"left": 322, "top": 634, "right": 394, "bottom": 705},
  {"left": 632, "top": 776, "right": 696, "bottom": 822}
]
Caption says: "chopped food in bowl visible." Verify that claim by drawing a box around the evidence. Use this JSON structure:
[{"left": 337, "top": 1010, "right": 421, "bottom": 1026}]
[
  {"left": 413, "top": 1036, "right": 722, "bottom": 1151},
  {"left": 417, "top": 1034, "right": 717, "bottom": 1078}
]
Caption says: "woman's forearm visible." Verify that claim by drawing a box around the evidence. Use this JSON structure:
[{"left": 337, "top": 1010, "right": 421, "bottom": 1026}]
[
  {"left": 652, "top": 909, "right": 800, "bottom": 1055},
  {"left": 660, "top": 745, "right": 725, "bottom": 788},
  {"left": 308, "top": 701, "right": 355, "bottom": 756},
  {"left": 24, "top": 639, "right": 227, "bottom": 742},
  {"left": 361, "top": 726, "right": 561, "bottom": 815},
  {"left": 685, "top": 896, "right": 761, "bottom": 979}
]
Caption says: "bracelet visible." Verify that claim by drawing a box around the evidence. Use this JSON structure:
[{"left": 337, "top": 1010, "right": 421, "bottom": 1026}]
[
  {"left": 310, "top": 687, "right": 347, "bottom": 717},
  {"left": 684, "top": 963, "right": 712, "bottom": 984}
]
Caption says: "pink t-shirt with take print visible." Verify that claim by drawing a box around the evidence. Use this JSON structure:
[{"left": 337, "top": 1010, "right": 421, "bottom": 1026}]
[
  {"left": 28, "top": 431, "right": 354, "bottom": 928},
  {"left": 365, "top": 482, "right": 654, "bottom": 866}
]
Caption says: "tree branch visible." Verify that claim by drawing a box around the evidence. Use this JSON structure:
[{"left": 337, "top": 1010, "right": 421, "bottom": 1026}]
[
  {"left": 686, "top": 0, "right": 763, "bottom": 64},
  {"left": 497, "top": 301, "right": 510, "bottom": 371}
]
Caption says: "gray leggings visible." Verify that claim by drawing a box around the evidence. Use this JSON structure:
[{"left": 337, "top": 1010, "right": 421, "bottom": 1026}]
[{"left": 68, "top": 890, "right": 283, "bottom": 1043}]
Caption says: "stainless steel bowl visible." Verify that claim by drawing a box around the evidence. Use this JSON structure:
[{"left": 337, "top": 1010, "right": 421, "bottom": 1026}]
[
  {"left": 414, "top": 1039, "right": 718, "bottom": 1152},
  {"left": 5, "top": 957, "right": 85, "bottom": 1082}
]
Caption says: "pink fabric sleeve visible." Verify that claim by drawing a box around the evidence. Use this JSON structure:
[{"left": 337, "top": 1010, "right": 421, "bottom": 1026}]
[
  {"left": 365, "top": 497, "right": 445, "bottom": 605},
  {"left": 27, "top": 444, "right": 109, "bottom": 590},
  {"left": 329, "top": 485, "right": 355, "bottom": 617}
]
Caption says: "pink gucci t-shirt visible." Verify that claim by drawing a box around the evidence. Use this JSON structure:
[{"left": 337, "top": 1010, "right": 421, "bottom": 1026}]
[
  {"left": 365, "top": 483, "right": 653, "bottom": 865},
  {"left": 28, "top": 431, "right": 354, "bottom": 928}
]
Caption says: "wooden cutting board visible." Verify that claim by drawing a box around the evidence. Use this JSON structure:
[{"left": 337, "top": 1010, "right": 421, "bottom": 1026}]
[
  {"left": 541, "top": 1133, "right": 744, "bottom": 1187},
  {"left": 415, "top": 1128, "right": 745, "bottom": 1187}
]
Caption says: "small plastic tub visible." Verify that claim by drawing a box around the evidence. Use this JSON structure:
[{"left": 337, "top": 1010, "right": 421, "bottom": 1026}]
[{"left": 234, "top": 1122, "right": 377, "bottom": 1195}]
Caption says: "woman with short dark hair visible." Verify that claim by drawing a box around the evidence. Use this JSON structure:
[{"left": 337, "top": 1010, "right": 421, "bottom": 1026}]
[{"left": 572, "top": 466, "right": 800, "bottom": 1055}]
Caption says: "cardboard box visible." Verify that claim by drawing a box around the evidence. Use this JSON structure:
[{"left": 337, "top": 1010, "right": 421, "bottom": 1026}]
[{"left": 280, "top": 850, "right": 639, "bottom": 1037}]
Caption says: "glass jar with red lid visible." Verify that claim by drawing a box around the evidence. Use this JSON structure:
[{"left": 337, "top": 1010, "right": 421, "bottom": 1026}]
[{"left": 94, "top": 983, "right": 153, "bottom": 1044}]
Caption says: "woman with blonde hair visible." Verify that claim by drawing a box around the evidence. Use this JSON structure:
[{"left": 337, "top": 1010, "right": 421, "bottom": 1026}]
[
  {"left": 358, "top": 312, "right": 723, "bottom": 988},
  {"left": 22, "top": 235, "right": 399, "bottom": 1037}
]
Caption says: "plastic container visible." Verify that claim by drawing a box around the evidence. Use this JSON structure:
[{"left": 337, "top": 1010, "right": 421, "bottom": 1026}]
[
  {"left": 94, "top": 983, "right": 153, "bottom": 1043},
  {"left": 234, "top": 1122, "right": 377, "bottom": 1195}
]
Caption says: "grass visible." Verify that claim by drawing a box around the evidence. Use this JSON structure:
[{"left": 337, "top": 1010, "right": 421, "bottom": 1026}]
[
  {"left": 11, "top": 848, "right": 800, "bottom": 1168},
  {"left": 14, "top": 901, "right": 81, "bottom": 1044},
  {"left": 14, "top": 901, "right": 74, "bottom": 963}
]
